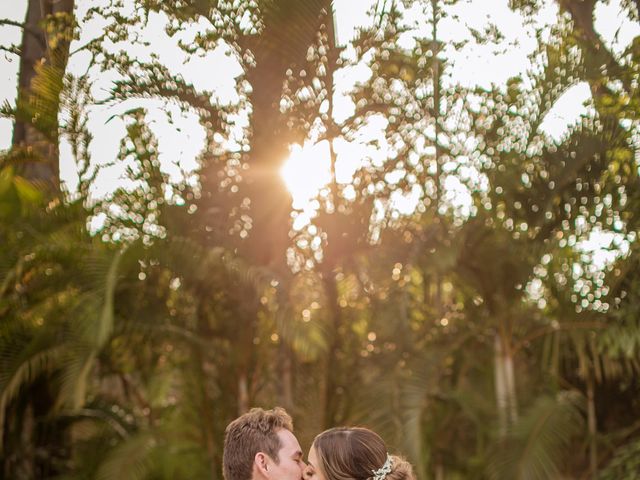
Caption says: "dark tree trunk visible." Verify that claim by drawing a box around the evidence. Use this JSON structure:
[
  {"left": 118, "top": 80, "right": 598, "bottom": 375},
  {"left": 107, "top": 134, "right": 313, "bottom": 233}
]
[
  {"left": 321, "top": 268, "right": 342, "bottom": 428},
  {"left": 2, "top": 377, "right": 67, "bottom": 479},
  {"left": 240, "top": 0, "right": 329, "bottom": 409},
  {"left": 1, "top": 2, "right": 75, "bottom": 478},
  {"left": 11, "top": 0, "right": 74, "bottom": 192}
]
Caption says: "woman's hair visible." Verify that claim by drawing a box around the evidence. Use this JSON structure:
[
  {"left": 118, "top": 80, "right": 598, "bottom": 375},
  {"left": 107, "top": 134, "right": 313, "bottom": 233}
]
[{"left": 312, "top": 427, "right": 415, "bottom": 480}]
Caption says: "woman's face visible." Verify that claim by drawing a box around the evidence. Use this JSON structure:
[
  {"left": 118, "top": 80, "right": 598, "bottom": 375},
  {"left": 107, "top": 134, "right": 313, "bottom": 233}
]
[{"left": 305, "top": 445, "right": 327, "bottom": 480}]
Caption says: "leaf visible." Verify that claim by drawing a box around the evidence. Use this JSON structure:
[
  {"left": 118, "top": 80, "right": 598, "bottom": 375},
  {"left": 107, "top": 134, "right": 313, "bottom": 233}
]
[
  {"left": 600, "top": 435, "right": 640, "bottom": 480},
  {"left": 96, "top": 249, "right": 124, "bottom": 347},
  {"left": 487, "top": 392, "right": 585, "bottom": 480},
  {"left": 96, "top": 432, "right": 157, "bottom": 480},
  {"left": 13, "top": 175, "right": 44, "bottom": 206}
]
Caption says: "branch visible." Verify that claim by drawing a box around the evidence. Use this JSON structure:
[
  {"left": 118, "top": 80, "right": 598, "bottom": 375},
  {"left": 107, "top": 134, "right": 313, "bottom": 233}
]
[
  {"left": 0, "top": 18, "right": 29, "bottom": 29},
  {"left": 339, "top": 102, "right": 391, "bottom": 133},
  {"left": 513, "top": 320, "right": 609, "bottom": 354},
  {"left": 118, "top": 372, "right": 155, "bottom": 425},
  {"left": 69, "top": 32, "right": 107, "bottom": 57},
  {"left": 0, "top": 19, "right": 46, "bottom": 49},
  {"left": 59, "top": 408, "right": 129, "bottom": 438},
  {"left": 557, "top": 0, "right": 632, "bottom": 94},
  {"left": 0, "top": 44, "right": 20, "bottom": 57}
]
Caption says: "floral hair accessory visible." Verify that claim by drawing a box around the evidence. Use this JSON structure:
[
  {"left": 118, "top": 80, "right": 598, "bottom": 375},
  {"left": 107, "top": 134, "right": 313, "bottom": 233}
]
[{"left": 372, "top": 454, "right": 393, "bottom": 480}]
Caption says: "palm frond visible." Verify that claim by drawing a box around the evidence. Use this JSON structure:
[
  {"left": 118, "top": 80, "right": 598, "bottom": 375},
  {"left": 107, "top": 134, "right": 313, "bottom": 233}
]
[
  {"left": 349, "top": 348, "right": 448, "bottom": 478},
  {"left": 96, "top": 249, "right": 124, "bottom": 347},
  {"left": 9, "top": 46, "right": 68, "bottom": 139},
  {"left": 487, "top": 391, "right": 585, "bottom": 480},
  {"left": 0, "top": 344, "right": 67, "bottom": 446},
  {"left": 600, "top": 435, "right": 640, "bottom": 480},
  {"left": 93, "top": 395, "right": 213, "bottom": 480},
  {"left": 95, "top": 431, "right": 157, "bottom": 480},
  {"left": 57, "top": 249, "right": 124, "bottom": 408},
  {"left": 57, "top": 347, "right": 96, "bottom": 411}
]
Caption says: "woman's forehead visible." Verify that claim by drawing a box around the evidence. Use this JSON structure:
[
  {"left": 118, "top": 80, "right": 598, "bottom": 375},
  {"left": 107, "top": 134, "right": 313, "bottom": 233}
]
[{"left": 308, "top": 445, "right": 318, "bottom": 463}]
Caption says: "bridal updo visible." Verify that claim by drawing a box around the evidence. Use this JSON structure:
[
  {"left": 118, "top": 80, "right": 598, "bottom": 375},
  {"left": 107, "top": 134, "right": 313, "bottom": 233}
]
[{"left": 311, "top": 427, "right": 415, "bottom": 480}]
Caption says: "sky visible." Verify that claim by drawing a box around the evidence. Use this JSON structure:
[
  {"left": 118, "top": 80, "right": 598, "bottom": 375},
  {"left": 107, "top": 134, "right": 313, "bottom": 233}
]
[{"left": 0, "top": 0, "right": 638, "bottom": 204}]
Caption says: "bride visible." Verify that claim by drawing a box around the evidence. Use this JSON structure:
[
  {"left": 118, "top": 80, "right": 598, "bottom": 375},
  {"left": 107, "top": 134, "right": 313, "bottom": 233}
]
[{"left": 304, "top": 427, "right": 416, "bottom": 480}]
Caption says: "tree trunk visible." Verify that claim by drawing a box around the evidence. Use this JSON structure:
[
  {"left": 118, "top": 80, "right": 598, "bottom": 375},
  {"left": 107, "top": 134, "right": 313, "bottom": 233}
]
[
  {"left": 194, "top": 351, "right": 219, "bottom": 479},
  {"left": 238, "top": 372, "right": 249, "bottom": 415},
  {"left": 434, "top": 459, "right": 444, "bottom": 480},
  {"left": 314, "top": 2, "right": 353, "bottom": 430},
  {"left": 239, "top": 0, "right": 330, "bottom": 412},
  {"left": 2, "top": 377, "right": 65, "bottom": 479},
  {"left": 278, "top": 342, "right": 294, "bottom": 411},
  {"left": 494, "top": 333, "right": 518, "bottom": 436},
  {"left": 12, "top": 0, "right": 74, "bottom": 192},
  {"left": 1, "top": 4, "right": 74, "bottom": 476},
  {"left": 586, "top": 374, "right": 598, "bottom": 479},
  {"left": 16, "top": 404, "right": 35, "bottom": 480},
  {"left": 505, "top": 343, "right": 518, "bottom": 425},
  {"left": 322, "top": 269, "right": 344, "bottom": 428},
  {"left": 494, "top": 334, "right": 509, "bottom": 437},
  {"left": 242, "top": 0, "right": 330, "bottom": 270}
]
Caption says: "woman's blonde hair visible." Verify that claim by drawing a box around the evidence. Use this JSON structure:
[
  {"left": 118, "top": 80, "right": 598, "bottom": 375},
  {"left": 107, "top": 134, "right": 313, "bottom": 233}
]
[{"left": 312, "top": 427, "right": 415, "bottom": 480}]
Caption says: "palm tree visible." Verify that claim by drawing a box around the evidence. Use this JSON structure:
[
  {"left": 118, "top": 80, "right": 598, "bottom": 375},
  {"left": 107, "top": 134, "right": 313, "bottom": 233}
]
[
  {"left": 0, "top": 164, "right": 120, "bottom": 478},
  {"left": 3, "top": 0, "right": 75, "bottom": 191}
]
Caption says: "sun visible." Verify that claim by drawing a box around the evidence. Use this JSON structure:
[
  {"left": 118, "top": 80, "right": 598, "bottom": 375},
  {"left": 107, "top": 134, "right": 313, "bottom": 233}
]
[{"left": 280, "top": 140, "right": 333, "bottom": 209}]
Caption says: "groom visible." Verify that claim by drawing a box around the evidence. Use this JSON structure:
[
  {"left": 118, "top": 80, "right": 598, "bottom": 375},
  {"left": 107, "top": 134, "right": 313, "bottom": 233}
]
[{"left": 223, "top": 407, "right": 308, "bottom": 480}]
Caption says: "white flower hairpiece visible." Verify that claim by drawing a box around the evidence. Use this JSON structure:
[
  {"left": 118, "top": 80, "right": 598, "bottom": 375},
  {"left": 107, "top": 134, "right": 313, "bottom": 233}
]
[{"left": 372, "top": 454, "right": 393, "bottom": 480}]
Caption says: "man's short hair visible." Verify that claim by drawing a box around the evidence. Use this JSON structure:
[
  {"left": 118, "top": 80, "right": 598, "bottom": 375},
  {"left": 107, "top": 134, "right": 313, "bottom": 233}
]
[{"left": 223, "top": 407, "right": 294, "bottom": 480}]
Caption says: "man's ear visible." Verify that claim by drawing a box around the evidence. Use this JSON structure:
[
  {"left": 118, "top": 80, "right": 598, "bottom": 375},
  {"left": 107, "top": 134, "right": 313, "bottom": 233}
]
[{"left": 255, "top": 452, "right": 269, "bottom": 477}]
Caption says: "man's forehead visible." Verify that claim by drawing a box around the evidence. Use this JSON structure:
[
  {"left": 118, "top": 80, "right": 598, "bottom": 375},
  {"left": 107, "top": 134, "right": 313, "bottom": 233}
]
[{"left": 277, "top": 428, "right": 302, "bottom": 453}]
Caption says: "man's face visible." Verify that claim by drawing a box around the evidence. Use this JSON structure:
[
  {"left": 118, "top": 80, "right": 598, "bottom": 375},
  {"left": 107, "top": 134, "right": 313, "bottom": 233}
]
[{"left": 266, "top": 429, "right": 306, "bottom": 480}]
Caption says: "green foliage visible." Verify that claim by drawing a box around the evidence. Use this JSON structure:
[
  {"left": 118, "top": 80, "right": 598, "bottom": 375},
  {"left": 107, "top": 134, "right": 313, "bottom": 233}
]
[
  {"left": 600, "top": 436, "right": 640, "bottom": 480},
  {"left": 487, "top": 392, "right": 586, "bottom": 479},
  {"left": 2, "top": 0, "right": 640, "bottom": 479}
]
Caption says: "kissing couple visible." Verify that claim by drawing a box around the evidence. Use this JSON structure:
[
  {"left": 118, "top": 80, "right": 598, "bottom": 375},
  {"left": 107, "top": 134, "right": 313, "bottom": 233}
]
[{"left": 223, "top": 407, "right": 415, "bottom": 480}]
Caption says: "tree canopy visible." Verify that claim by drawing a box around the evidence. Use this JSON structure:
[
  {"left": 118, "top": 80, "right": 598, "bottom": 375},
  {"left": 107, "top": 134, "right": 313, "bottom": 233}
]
[{"left": 1, "top": 0, "right": 639, "bottom": 478}]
